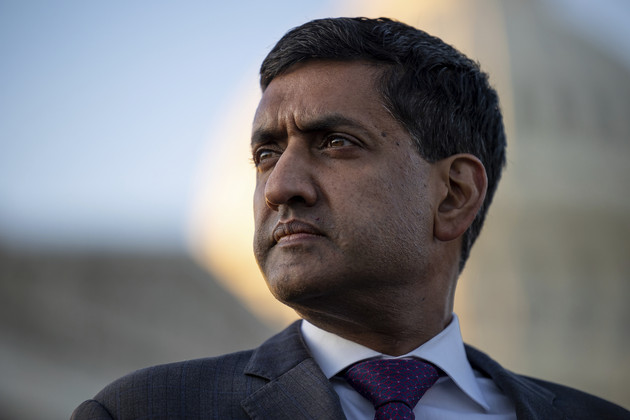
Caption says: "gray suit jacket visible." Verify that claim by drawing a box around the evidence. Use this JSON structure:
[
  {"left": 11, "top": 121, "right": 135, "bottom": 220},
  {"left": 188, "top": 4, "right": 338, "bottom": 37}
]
[{"left": 72, "top": 321, "right": 629, "bottom": 419}]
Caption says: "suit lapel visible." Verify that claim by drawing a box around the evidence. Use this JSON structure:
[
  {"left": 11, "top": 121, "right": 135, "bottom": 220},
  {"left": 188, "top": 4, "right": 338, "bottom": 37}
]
[
  {"left": 241, "top": 357, "right": 346, "bottom": 419},
  {"left": 241, "top": 321, "right": 346, "bottom": 420},
  {"left": 465, "top": 345, "right": 565, "bottom": 420}
]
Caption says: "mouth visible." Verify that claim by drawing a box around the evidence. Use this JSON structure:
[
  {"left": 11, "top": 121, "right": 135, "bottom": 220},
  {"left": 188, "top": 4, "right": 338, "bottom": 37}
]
[{"left": 272, "top": 220, "right": 324, "bottom": 243}]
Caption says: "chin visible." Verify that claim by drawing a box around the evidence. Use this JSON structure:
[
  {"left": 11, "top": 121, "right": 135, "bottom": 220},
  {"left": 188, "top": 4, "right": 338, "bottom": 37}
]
[{"left": 265, "top": 272, "right": 334, "bottom": 307}]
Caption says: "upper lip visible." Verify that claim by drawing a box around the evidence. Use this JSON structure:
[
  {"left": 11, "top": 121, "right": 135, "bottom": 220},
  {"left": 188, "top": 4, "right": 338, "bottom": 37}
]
[{"left": 272, "top": 220, "right": 324, "bottom": 243}]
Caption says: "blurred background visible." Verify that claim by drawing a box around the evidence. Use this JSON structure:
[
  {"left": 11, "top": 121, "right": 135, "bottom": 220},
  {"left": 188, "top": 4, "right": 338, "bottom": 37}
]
[{"left": 1, "top": 0, "right": 629, "bottom": 418}]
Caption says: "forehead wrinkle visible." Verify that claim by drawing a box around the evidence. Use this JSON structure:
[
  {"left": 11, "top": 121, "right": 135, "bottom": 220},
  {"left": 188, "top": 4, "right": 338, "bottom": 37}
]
[
  {"left": 293, "top": 111, "right": 367, "bottom": 134},
  {"left": 251, "top": 104, "right": 287, "bottom": 146},
  {"left": 252, "top": 108, "right": 370, "bottom": 147},
  {"left": 252, "top": 61, "right": 389, "bottom": 147}
]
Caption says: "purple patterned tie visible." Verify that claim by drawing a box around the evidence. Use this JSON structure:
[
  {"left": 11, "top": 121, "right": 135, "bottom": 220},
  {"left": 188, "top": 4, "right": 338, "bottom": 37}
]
[{"left": 344, "top": 359, "right": 439, "bottom": 420}]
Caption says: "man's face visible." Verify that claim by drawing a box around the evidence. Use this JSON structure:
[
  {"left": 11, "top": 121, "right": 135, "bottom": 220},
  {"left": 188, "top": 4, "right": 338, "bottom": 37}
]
[{"left": 252, "top": 60, "right": 437, "bottom": 307}]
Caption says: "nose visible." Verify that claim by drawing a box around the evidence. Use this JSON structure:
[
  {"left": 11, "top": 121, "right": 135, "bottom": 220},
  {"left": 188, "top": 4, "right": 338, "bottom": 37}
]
[{"left": 264, "top": 146, "right": 317, "bottom": 211}]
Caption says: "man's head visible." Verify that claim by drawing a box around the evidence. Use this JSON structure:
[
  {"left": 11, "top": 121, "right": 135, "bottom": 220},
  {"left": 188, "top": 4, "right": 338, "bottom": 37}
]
[
  {"left": 259, "top": 17, "right": 506, "bottom": 270},
  {"left": 251, "top": 18, "right": 505, "bottom": 338}
]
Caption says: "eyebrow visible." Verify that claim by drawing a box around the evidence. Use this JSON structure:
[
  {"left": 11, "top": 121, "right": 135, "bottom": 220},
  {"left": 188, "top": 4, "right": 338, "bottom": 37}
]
[{"left": 251, "top": 113, "right": 365, "bottom": 146}]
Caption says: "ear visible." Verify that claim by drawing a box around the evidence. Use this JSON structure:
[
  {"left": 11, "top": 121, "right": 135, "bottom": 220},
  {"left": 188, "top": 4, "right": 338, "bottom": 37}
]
[{"left": 433, "top": 154, "right": 487, "bottom": 242}]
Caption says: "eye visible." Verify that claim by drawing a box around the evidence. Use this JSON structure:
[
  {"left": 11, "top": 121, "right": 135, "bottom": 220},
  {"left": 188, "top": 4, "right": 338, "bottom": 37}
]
[
  {"left": 256, "top": 149, "right": 275, "bottom": 162},
  {"left": 252, "top": 146, "right": 281, "bottom": 167},
  {"left": 324, "top": 135, "right": 354, "bottom": 148}
]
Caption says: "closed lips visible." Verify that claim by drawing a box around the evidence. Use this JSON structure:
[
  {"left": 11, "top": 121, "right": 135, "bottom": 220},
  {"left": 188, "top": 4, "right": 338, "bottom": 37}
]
[{"left": 273, "top": 221, "right": 323, "bottom": 242}]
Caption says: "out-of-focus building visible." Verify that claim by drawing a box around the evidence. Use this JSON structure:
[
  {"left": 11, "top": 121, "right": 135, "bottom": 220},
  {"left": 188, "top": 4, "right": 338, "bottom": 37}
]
[
  {"left": 458, "top": 0, "right": 630, "bottom": 407},
  {"left": 0, "top": 248, "right": 276, "bottom": 419}
]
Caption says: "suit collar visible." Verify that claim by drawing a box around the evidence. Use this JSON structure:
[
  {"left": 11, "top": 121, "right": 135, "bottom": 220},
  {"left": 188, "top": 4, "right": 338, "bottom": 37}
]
[
  {"left": 241, "top": 321, "right": 346, "bottom": 420},
  {"left": 244, "top": 320, "right": 310, "bottom": 380},
  {"left": 465, "top": 344, "right": 564, "bottom": 419}
]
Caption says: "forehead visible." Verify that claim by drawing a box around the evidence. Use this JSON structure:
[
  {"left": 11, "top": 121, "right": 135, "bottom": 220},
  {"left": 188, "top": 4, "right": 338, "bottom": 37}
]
[{"left": 252, "top": 60, "right": 395, "bottom": 137}]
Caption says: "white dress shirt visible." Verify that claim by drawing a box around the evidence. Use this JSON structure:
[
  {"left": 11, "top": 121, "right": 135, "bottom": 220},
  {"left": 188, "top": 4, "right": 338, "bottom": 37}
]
[{"left": 301, "top": 314, "right": 516, "bottom": 419}]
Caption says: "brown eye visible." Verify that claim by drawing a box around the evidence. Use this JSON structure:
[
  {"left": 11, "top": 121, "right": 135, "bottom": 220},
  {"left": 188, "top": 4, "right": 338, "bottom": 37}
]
[
  {"left": 258, "top": 150, "right": 274, "bottom": 161},
  {"left": 326, "top": 136, "right": 352, "bottom": 148},
  {"left": 253, "top": 148, "right": 278, "bottom": 166}
]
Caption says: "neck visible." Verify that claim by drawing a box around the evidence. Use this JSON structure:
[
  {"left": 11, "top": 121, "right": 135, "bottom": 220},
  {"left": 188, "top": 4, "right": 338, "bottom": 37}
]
[
  {"left": 300, "top": 310, "right": 453, "bottom": 356},
  {"left": 285, "top": 249, "right": 460, "bottom": 355},
  {"left": 293, "top": 283, "right": 455, "bottom": 356}
]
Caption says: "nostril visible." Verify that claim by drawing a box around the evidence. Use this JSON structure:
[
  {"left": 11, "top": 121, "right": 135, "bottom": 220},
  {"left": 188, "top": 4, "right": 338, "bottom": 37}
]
[
  {"left": 265, "top": 196, "right": 280, "bottom": 210},
  {"left": 265, "top": 194, "right": 308, "bottom": 210},
  {"left": 286, "top": 195, "right": 308, "bottom": 205}
]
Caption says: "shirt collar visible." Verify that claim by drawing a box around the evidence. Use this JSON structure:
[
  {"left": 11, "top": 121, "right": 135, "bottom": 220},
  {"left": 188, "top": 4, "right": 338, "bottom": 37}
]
[{"left": 300, "top": 313, "right": 490, "bottom": 411}]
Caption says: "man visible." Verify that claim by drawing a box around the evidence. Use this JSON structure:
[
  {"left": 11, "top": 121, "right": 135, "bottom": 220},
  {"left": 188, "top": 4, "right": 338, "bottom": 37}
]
[{"left": 72, "top": 17, "right": 629, "bottom": 419}]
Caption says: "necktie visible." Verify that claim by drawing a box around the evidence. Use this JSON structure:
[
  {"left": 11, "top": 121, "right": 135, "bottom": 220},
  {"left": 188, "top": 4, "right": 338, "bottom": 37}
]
[{"left": 344, "top": 359, "right": 439, "bottom": 420}]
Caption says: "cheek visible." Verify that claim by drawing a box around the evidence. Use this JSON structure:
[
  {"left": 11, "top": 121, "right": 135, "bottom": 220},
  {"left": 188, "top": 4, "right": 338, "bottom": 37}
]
[
  {"left": 332, "top": 176, "right": 404, "bottom": 237},
  {"left": 357, "top": 168, "right": 431, "bottom": 242},
  {"left": 253, "top": 181, "right": 267, "bottom": 223},
  {"left": 252, "top": 182, "right": 270, "bottom": 260}
]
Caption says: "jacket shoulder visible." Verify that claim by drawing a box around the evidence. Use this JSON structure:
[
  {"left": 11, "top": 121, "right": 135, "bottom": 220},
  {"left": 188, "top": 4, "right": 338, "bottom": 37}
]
[
  {"left": 522, "top": 376, "right": 630, "bottom": 419},
  {"left": 465, "top": 344, "right": 629, "bottom": 419},
  {"left": 73, "top": 350, "right": 264, "bottom": 420}
]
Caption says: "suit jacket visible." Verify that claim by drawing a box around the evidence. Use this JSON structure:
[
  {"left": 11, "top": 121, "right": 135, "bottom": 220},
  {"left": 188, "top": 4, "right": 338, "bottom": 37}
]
[{"left": 72, "top": 321, "right": 629, "bottom": 419}]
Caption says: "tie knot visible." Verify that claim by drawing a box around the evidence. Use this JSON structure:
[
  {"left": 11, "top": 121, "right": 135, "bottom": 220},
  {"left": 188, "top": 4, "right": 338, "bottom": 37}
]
[{"left": 344, "top": 359, "right": 439, "bottom": 420}]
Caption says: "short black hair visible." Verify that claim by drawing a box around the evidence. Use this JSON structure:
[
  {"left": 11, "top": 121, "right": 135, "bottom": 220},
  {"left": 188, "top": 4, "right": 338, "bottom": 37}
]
[{"left": 260, "top": 17, "right": 506, "bottom": 271}]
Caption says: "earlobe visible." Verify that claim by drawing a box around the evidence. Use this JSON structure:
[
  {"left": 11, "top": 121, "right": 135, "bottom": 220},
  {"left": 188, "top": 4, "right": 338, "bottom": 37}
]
[{"left": 434, "top": 154, "right": 487, "bottom": 242}]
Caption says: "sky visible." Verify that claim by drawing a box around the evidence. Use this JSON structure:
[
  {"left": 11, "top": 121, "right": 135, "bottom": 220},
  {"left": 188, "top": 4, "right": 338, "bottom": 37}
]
[
  {"left": 1, "top": 0, "right": 629, "bottom": 253},
  {"left": 0, "top": 1, "right": 334, "bottom": 252}
]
